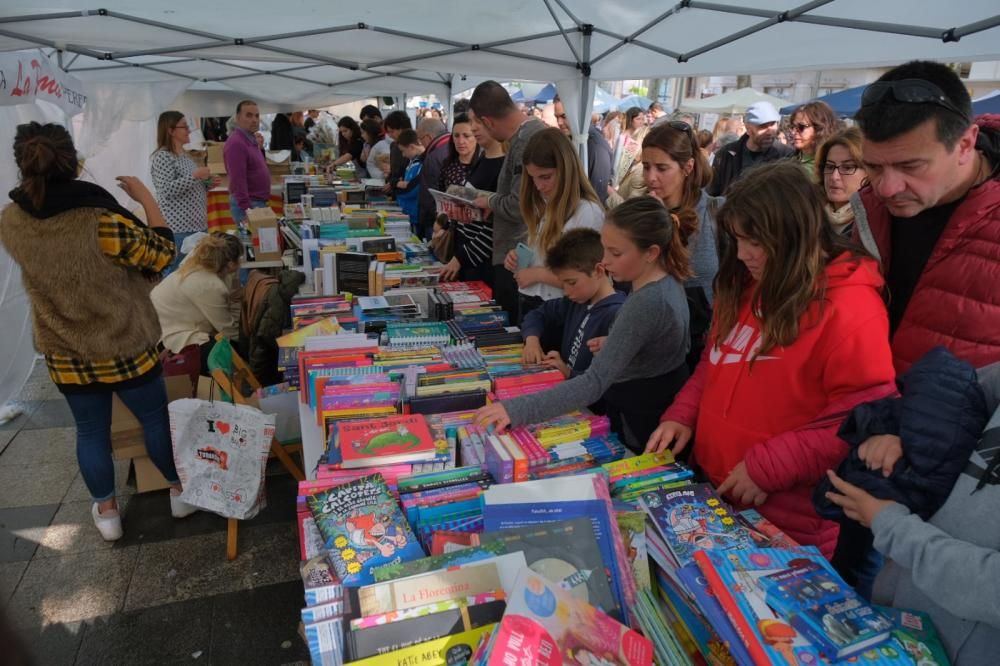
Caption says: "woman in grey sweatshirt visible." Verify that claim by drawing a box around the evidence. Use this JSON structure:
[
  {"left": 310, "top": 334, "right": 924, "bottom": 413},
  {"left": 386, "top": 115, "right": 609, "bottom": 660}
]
[
  {"left": 476, "top": 197, "right": 691, "bottom": 452},
  {"left": 827, "top": 362, "right": 1000, "bottom": 665}
]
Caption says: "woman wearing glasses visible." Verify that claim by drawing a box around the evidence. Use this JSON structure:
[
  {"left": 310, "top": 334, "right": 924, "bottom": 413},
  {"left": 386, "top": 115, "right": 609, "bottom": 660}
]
[
  {"left": 815, "top": 128, "right": 867, "bottom": 237},
  {"left": 607, "top": 106, "right": 649, "bottom": 206},
  {"left": 642, "top": 121, "right": 721, "bottom": 371},
  {"left": 151, "top": 111, "right": 221, "bottom": 273},
  {"left": 788, "top": 101, "right": 842, "bottom": 171}
]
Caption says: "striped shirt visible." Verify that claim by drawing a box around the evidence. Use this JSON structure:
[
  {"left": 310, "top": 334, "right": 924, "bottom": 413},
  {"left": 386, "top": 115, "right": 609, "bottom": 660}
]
[
  {"left": 440, "top": 158, "right": 492, "bottom": 270},
  {"left": 45, "top": 212, "right": 175, "bottom": 387}
]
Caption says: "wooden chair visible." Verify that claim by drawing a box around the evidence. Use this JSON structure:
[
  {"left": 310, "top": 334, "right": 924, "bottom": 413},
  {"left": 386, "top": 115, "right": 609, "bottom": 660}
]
[{"left": 208, "top": 335, "right": 304, "bottom": 560}]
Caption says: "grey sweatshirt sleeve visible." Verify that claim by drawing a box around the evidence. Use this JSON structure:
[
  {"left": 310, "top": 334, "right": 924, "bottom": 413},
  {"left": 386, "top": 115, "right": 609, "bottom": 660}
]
[
  {"left": 504, "top": 284, "right": 681, "bottom": 426},
  {"left": 871, "top": 502, "right": 1000, "bottom": 626}
]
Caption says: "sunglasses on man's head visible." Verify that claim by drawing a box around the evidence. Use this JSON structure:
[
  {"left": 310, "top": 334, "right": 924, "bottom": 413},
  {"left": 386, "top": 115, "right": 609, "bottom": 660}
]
[
  {"left": 861, "top": 78, "right": 969, "bottom": 121},
  {"left": 667, "top": 120, "right": 692, "bottom": 133}
]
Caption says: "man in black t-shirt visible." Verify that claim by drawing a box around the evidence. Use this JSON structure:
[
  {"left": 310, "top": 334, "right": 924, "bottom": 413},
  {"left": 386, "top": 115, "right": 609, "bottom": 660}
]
[{"left": 708, "top": 101, "right": 794, "bottom": 195}]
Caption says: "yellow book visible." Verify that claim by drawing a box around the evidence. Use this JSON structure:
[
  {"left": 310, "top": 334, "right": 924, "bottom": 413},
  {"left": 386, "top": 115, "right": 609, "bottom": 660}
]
[
  {"left": 346, "top": 625, "right": 494, "bottom": 666},
  {"left": 603, "top": 451, "right": 676, "bottom": 479}
]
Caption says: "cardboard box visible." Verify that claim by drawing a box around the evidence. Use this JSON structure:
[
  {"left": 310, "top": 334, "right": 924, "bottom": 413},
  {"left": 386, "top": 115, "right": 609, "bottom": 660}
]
[
  {"left": 246, "top": 207, "right": 283, "bottom": 262},
  {"left": 132, "top": 454, "right": 172, "bottom": 493},
  {"left": 206, "top": 141, "right": 226, "bottom": 174},
  {"left": 110, "top": 376, "right": 193, "bottom": 456}
]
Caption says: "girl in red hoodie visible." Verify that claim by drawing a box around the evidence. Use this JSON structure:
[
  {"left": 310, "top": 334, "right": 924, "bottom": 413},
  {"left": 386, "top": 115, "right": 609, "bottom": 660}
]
[{"left": 646, "top": 161, "right": 896, "bottom": 557}]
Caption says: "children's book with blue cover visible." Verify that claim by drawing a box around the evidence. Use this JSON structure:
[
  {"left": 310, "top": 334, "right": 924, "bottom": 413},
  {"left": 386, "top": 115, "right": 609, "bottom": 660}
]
[
  {"left": 695, "top": 547, "right": 913, "bottom": 666},
  {"left": 307, "top": 474, "right": 425, "bottom": 587},
  {"left": 639, "top": 483, "right": 754, "bottom": 569},
  {"left": 760, "top": 561, "right": 893, "bottom": 660}
]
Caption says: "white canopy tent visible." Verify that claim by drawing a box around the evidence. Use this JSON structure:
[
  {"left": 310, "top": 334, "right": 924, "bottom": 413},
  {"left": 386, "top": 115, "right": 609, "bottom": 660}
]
[
  {"left": 1, "top": 0, "right": 999, "bottom": 405},
  {"left": 678, "top": 87, "right": 790, "bottom": 115}
]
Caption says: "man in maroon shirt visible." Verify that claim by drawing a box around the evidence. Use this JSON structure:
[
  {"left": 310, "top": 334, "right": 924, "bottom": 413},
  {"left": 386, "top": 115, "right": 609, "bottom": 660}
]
[{"left": 223, "top": 100, "right": 271, "bottom": 224}]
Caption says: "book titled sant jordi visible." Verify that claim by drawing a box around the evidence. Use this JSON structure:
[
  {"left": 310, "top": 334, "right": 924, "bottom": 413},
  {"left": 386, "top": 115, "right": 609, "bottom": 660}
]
[
  {"left": 337, "top": 414, "right": 437, "bottom": 468},
  {"left": 307, "top": 474, "right": 424, "bottom": 587},
  {"left": 482, "top": 568, "right": 653, "bottom": 666}
]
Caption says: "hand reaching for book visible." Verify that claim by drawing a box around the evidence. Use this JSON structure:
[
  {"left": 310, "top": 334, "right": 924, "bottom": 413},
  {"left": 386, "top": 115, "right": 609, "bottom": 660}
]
[
  {"left": 439, "top": 257, "right": 461, "bottom": 282},
  {"left": 645, "top": 420, "right": 692, "bottom": 455},
  {"left": 586, "top": 336, "right": 607, "bottom": 354},
  {"left": 717, "top": 461, "right": 767, "bottom": 508},
  {"left": 542, "top": 352, "right": 570, "bottom": 379},
  {"left": 522, "top": 338, "right": 545, "bottom": 365},
  {"left": 475, "top": 402, "right": 511, "bottom": 433}
]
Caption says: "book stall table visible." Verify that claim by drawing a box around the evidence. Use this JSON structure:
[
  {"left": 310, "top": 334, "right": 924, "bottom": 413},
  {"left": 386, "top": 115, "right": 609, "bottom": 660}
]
[
  {"left": 250, "top": 180, "right": 942, "bottom": 666},
  {"left": 207, "top": 188, "right": 283, "bottom": 231}
]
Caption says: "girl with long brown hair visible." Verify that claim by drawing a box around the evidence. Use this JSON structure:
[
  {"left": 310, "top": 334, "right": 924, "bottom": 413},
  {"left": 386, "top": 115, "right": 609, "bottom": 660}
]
[
  {"left": 642, "top": 121, "right": 722, "bottom": 368},
  {"left": 789, "top": 100, "right": 842, "bottom": 170},
  {"left": 503, "top": 128, "right": 604, "bottom": 319},
  {"left": 646, "top": 161, "right": 896, "bottom": 557},
  {"left": 478, "top": 196, "right": 692, "bottom": 453},
  {"left": 151, "top": 110, "right": 220, "bottom": 273}
]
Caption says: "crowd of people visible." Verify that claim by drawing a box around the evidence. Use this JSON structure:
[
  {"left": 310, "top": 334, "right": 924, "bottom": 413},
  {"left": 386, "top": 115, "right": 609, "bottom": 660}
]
[{"left": 1, "top": 58, "right": 998, "bottom": 664}]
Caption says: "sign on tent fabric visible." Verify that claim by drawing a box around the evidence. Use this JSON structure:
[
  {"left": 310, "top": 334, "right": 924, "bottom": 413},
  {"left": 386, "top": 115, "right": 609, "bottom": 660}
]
[{"left": 0, "top": 51, "right": 86, "bottom": 116}]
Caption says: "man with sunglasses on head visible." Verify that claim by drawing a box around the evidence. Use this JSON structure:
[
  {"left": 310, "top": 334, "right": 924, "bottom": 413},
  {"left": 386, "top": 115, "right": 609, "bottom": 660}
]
[
  {"left": 553, "top": 95, "right": 613, "bottom": 205},
  {"left": 853, "top": 60, "right": 1000, "bottom": 374},
  {"left": 470, "top": 81, "right": 547, "bottom": 319},
  {"left": 707, "top": 101, "right": 793, "bottom": 196}
]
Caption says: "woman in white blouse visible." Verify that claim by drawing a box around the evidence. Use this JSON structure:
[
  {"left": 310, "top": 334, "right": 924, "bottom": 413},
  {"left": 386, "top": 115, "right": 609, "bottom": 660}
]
[{"left": 150, "top": 111, "right": 221, "bottom": 272}]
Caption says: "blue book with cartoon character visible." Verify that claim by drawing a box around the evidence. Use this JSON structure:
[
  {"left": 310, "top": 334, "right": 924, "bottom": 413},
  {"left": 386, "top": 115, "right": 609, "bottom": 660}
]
[
  {"left": 760, "top": 561, "right": 893, "bottom": 660},
  {"left": 307, "top": 474, "right": 425, "bottom": 587},
  {"left": 638, "top": 483, "right": 754, "bottom": 569}
]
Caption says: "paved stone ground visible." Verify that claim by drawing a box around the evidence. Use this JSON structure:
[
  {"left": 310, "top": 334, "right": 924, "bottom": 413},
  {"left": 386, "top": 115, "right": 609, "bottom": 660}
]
[{"left": 0, "top": 360, "right": 308, "bottom": 665}]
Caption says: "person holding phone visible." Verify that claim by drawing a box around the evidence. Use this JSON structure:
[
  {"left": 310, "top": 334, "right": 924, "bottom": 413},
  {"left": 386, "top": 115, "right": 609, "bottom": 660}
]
[{"left": 503, "top": 128, "right": 605, "bottom": 323}]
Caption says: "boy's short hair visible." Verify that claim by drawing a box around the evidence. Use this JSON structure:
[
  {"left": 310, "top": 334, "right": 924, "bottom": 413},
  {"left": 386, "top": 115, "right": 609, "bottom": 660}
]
[
  {"left": 396, "top": 129, "right": 420, "bottom": 147},
  {"left": 546, "top": 228, "right": 605, "bottom": 274}
]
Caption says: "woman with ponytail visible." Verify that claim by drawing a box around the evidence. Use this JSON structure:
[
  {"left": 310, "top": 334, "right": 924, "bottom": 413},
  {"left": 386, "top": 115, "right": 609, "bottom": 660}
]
[
  {"left": 151, "top": 232, "right": 243, "bottom": 373},
  {"left": 0, "top": 122, "right": 195, "bottom": 542},
  {"left": 641, "top": 121, "right": 723, "bottom": 370},
  {"left": 646, "top": 162, "right": 896, "bottom": 557},
  {"left": 477, "top": 196, "right": 692, "bottom": 452}
]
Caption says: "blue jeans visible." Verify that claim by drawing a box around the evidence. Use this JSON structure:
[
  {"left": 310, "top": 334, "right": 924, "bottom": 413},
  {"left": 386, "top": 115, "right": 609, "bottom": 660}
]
[
  {"left": 64, "top": 375, "right": 180, "bottom": 502},
  {"left": 228, "top": 196, "right": 269, "bottom": 227}
]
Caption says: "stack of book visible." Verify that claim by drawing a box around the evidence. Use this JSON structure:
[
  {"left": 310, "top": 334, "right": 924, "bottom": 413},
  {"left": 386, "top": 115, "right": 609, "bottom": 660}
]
[
  {"left": 603, "top": 451, "right": 696, "bottom": 504},
  {"left": 384, "top": 322, "right": 451, "bottom": 348}
]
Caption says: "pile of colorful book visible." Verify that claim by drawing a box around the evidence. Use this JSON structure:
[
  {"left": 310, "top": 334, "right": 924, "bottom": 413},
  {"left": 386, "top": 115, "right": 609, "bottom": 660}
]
[{"left": 298, "top": 470, "right": 656, "bottom": 666}]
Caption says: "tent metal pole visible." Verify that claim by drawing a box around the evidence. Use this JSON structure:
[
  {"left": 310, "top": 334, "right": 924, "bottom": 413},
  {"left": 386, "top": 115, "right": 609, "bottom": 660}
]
[
  {"left": 0, "top": 28, "right": 106, "bottom": 60},
  {"left": 240, "top": 25, "right": 359, "bottom": 44},
  {"left": 479, "top": 30, "right": 566, "bottom": 49},
  {"left": 366, "top": 46, "right": 470, "bottom": 70},
  {"left": 128, "top": 62, "right": 201, "bottom": 81},
  {"left": 0, "top": 10, "right": 102, "bottom": 24},
  {"left": 112, "top": 41, "right": 237, "bottom": 59},
  {"left": 550, "top": 0, "right": 583, "bottom": 26},
  {"left": 686, "top": 1, "right": 945, "bottom": 39},
  {"left": 589, "top": 2, "right": 687, "bottom": 66},
  {"left": 578, "top": 25, "right": 592, "bottom": 165},
  {"left": 206, "top": 62, "right": 324, "bottom": 81},
  {"left": 70, "top": 57, "right": 197, "bottom": 72},
  {"left": 953, "top": 15, "right": 1000, "bottom": 39},
  {"left": 540, "top": 0, "right": 582, "bottom": 64},
  {"left": 249, "top": 43, "right": 360, "bottom": 70},
  {"left": 629, "top": 39, "right": 682, "bottom": 60},
  {"left": 64, "top": 53, "right": 80, "bottom": 71},
  {"left": 101, "top": 10, "right": 230, "bottom": 41},
  {"left": 367, "top": 26, "right": 467, "bottom": 49},
  {"left": 681, "top": 16, "right": 785, "bottom": 62},
  {"left": 480, "top": 47, "right": 577, "bottom": 69}
]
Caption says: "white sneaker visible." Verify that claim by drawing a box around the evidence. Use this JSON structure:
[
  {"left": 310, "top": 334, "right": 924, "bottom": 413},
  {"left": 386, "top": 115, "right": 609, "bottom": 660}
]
[
  {"left": 92, "top": 503, "right": 123, "bottom": 541},
  {"left": 170, "top": 492, "right": 199, "bottom": 519}
]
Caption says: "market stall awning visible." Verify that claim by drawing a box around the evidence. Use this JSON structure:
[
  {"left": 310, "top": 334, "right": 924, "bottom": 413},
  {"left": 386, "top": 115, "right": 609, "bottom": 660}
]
[{"left": 679, "top": 87, "right": 790, "bottom": 115}]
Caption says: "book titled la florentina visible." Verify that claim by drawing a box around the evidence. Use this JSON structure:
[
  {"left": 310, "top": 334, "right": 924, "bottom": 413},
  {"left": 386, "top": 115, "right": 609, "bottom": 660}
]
[
  {"left": 307, "top": 474, "right": 424, "bottom": 586},
  {"left": 337, "top": 414, "right": 437, "bottom": 468}
]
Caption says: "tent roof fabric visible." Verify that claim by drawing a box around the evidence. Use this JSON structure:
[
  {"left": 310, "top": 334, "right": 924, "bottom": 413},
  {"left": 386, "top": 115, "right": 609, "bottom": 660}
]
[
  {"left": 1, "top": 1, "right": 998, "bottom": 104},
  {"left": 780, "top": 84, "right": 867, "bottom": 116},
  {"left": 678, "top": 87, "right": 788, "bottom": 115}
]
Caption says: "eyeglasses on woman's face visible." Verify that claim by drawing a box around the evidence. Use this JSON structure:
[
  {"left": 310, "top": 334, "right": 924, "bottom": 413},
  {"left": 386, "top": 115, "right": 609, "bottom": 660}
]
[
  {"left": 822, "top": 161, "right": 860, "bottom": 176},
  {"left": 790, "top": 122, "right": 813, "bottom": 134},
  {"left": 173, "top": 123, "right": 190, "bottom": 131}
]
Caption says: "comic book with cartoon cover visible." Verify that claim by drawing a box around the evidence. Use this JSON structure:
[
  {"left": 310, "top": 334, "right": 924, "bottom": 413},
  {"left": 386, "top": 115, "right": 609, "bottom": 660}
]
[
  {"left": 638, "top": 483, "right": 753, "bottom": 570},
  {"left": 307, "top": 474, "right": 425, "bottom": 587}
]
